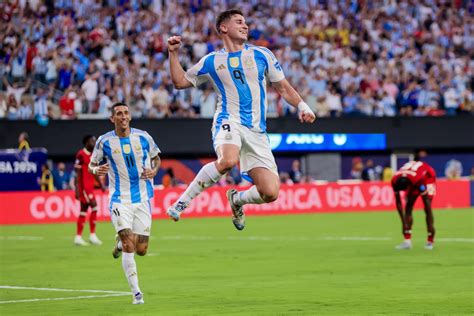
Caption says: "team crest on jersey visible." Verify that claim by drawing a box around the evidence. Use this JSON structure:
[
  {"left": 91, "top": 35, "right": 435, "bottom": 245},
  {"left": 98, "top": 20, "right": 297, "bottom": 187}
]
[
  {"left": 122, "top": 144, "right": 131, "bottom": 154},
  {"left": 243, "top": 56, "right": 254, "bottom": 67},
  {"left": 229, "top": 57, "right": 240, "bottom": 68}
]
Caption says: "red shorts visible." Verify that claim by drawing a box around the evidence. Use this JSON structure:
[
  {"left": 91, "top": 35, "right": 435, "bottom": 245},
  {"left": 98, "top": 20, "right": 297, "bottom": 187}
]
[{"left": 80, "top": 189, "right": 96, "bottom": 205}]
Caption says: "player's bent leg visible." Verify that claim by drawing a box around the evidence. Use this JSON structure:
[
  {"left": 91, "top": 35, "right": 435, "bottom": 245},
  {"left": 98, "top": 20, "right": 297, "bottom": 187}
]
[
  {"left": 249, "top": 168, "right": 280, "bottom": 203},
  {"left": 134, "top": 235, "right": 149, "bottom": 256},
  {"left": 167, "top": 144, "right": 239, "bottom": 221}
]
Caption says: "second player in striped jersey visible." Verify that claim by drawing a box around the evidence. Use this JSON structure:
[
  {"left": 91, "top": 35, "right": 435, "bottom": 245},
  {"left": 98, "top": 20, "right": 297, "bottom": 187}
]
[
  {"left": 166, "top": 9, "right": 316, "bottom": 229},
  {"left": 89, "top": 102, "right": 161, "bottom": 304}
]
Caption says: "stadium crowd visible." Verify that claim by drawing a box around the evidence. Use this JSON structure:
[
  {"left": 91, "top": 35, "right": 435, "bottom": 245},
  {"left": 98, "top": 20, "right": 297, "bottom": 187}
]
[{"left": 0, "top": 0, "right": 472, "bottom": 120}]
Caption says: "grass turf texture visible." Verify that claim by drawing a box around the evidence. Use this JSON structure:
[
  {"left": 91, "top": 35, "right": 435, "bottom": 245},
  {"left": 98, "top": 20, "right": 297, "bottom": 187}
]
[{"left": 1, "top": 208, "right": 473, "bottom": 315}]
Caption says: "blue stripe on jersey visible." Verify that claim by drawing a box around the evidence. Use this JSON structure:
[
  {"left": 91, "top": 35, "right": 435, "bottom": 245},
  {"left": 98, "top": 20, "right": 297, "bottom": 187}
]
[
  {"left": 227, "top": 51, "right": 253, "bottom": 128},
  {"left": 206, "top": 54, "right": 229, "bottom": 136},
  {"left": 103, "top": 140, "right": 120, "bottom": 203},
  {"left": 139, "top": 135, "right": 154, "bottom": 200},
  {"left": 253, "top": 49, "right": 268, "bottom": 132},
  {"left": 119, "top": 137, "right": 141, "bottom": 203}
]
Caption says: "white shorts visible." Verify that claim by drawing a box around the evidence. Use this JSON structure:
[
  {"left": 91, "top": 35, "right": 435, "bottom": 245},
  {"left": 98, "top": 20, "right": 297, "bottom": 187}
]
[
  {"left": 212, "top": 120, "right": 278, "bottom": 176},
  {"left": 110, "top": 200, "right": 152, "bottom": 236}
]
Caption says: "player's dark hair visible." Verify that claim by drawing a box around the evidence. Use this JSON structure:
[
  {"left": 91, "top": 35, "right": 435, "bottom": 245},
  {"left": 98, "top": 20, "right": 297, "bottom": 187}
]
[
  {"left": 215, "top": 9, "right": 244, "bottom": 34},
  {"left": 111, "top": 102, "right": 128, "bottom": 115},
  {"left": 82, "top": 135, "right": 94, "bottom": 146},
  {"left": 393, "top": 177, "right": 411, "bottom": 192}
]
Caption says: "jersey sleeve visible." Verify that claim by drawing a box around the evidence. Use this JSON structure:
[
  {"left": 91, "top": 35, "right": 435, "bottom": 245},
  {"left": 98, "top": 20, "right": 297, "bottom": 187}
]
[
  {"left": 90, "top": 136, "right": 104, "bottom": 165},
  {"left": 144, "top": 132, "right": 161, "bottom": 158},
  {"left": 184, "top": 55, "right": 210, "bottom": 87},
  {"left": 74, "top": 151, "right": 83, "bottom": 169},
  {"left": 261, "top": 47, "right": 285, "bottom": 83}
]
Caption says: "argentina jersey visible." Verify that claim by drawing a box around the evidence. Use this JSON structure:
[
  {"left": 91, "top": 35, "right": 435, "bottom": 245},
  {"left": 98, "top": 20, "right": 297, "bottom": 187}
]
[
  {"left": 91, "top": 128, "right": 160, "bottom": 205},
  {"left": 185, "top": 44, "right": 285, "bottom": 133}
]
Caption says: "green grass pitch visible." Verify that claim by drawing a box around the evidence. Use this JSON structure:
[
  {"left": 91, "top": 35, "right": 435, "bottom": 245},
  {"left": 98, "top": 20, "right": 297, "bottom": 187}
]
[{"left": 1, "top": 209, "right": 473, "bottom": 315}]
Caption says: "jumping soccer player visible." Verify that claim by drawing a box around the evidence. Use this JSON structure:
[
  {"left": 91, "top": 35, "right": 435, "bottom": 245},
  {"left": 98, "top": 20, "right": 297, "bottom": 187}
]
[
  {"left": 392, "top": 160, "right": 437, "bottom": 250},
  {"left": 74, "top": 135, "right": 104, "bottom": 246},
  {"left": 166, "top": 9, "right": 316, "bottom": 230},
  {"left": 89, "top": 102, "right": 161, "bottom": 304}
]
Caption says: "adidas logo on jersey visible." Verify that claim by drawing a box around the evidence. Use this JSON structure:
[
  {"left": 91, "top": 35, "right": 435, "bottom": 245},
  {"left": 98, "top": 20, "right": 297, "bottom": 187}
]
[{"left": 216, "top": 64, "right": 226, "bottom": 71}]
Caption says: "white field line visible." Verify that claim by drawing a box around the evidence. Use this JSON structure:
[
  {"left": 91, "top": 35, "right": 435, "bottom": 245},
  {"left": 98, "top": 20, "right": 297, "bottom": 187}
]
[
  {"left": 0, "top": 286, "right": 130, "bottom": 304},
  {"left": 0, "top": 293, "right": 129, "bottom": 304},
  {"left": 0, "top": 236, "right": 43, "bottom": 241},
  {"left": 0, "top": 286, "right": 129, "bottom": 294}
]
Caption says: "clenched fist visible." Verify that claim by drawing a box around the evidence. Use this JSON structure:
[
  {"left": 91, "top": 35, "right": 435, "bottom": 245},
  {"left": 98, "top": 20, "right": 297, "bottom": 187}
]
[{"left": 167, "top": 36, "right": 182, "bottom": 52}]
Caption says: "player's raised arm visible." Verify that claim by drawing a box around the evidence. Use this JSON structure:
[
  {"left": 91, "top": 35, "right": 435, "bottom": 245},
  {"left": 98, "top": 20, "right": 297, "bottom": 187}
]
[
  {"left": 271, "top": 78, "right": 316, "bottom": 123},
  {"left": 167, "top": 36, "right": 193, "bottom": 89}
]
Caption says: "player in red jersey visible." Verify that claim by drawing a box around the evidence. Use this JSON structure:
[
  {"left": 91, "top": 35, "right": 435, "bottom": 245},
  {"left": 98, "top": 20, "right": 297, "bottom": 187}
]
[
  {"left": 391, "top": 160, "right": 436, "bottom": 250},
  {"left": 74, "top": 135, "right": 105, "bottom": 246}
]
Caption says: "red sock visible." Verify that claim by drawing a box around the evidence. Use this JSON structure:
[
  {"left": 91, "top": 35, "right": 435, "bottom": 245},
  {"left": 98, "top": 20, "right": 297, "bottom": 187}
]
[
  {"left": 404, "top": 230, "right": 412, "bottom": 240},
  {"left": 77, "top": 216, "right": 86, "bottom": 236},
  {"left": 90, "top": 210, "right": 97, "bottom": 234},
  {"left": 428, "top": 233, "right": 434, "bottom": 243}
]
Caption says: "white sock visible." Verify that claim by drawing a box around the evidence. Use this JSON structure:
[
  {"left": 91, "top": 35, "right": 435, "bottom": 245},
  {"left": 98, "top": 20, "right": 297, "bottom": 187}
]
[
  {"left": 122, "top": 252, "right": 140, "bottom": 294},
  {"left": 175, "top": 162, "right": 223, "bottom": 209},
  {"left": 233, "top": 185, "right": 264, "bottom": 206},
  {"left": 117, "top": 240, "right": 123, "bottom": 251}
]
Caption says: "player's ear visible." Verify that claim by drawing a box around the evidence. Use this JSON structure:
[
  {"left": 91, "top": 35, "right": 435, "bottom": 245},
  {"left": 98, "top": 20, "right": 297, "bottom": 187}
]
[{"left": 109, "top": 115, "right": 114, "bottom": 124}]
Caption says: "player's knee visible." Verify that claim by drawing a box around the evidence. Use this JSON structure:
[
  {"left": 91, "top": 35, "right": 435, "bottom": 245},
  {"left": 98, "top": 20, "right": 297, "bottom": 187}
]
[
  {"left": 136, "top": 247, "right": 147, "bottom": 256},
  {"left": 216, "top": 157, "right": 238, "bottom": 172},
  {"left": 258, "top": 185, "right": 280, "bottom": 203}
]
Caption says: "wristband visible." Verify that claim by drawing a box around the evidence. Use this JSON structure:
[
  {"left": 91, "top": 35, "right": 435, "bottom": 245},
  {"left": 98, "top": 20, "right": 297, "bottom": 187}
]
[
  {"left": 297, "top": 101, "right": 313, "bottom": 114},
  {"left": 91, "top": 166, "right": 98, "bottom": 175}
]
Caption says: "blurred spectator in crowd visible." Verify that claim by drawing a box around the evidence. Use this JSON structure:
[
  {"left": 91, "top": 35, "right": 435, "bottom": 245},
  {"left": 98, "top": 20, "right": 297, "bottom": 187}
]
[
  {"left": 162, "top": 168, "right": 178, "bottom": 188},
  {"left": 279, "top": 172, "right": 294, "bottom": 185},
  {"left": 0, "top": 94, "right": 6, "bottom": 118},
  {"left": 289, "top": 159, "right": 303, "bottom": 184},
  {"left": 351, "top": 157, "right": 364, "bottom": 180},
  {"left": 361, "top": 159, "right": 376, "bottom": 181},
  {"left": 52, "top": 162, "right": 71, "bottom": 190},
  {"left": 33, "top": 87, "right": 50, "bottom": 119},
  {"left": 470, "top": 167, "right": 474, "bottom": 180},
  {"left": 445, "top": 159, "right": 463, "bottom": 179},
  {"left": 4, "top": 77, "right": 30, "bottom": 105},
  {"left": 38, "top": 163, "right": 53, "bottom": 192},
  {"left": 18, "top": 95, "right": 33, "bottom": 119},
  {"left": 59, "top": 88, "right": 76, "bottom": 119},
  {"left": 382, "top": 164, "right": 393, "bottom": 182},
  {"left": 18, "top": 131, "right": 30, "bottom": 150}
]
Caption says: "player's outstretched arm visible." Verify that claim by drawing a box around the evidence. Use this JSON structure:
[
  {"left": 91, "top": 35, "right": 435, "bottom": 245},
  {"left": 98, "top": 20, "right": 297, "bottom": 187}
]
[
  {"left": 271, "top": 79, "right": 316, "bottom": 123},
  {"left": 168, "top": 36, "right": 193, "bottom": 89}
]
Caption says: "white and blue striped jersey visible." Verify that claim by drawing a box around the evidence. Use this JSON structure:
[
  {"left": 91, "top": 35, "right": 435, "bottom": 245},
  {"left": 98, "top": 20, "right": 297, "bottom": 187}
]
[
  {"left": 90, "top": 128, "right": 160, "bottom": 205},
  {"left": 185, "top": 44, "right": 285, "bottom": 133}
]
